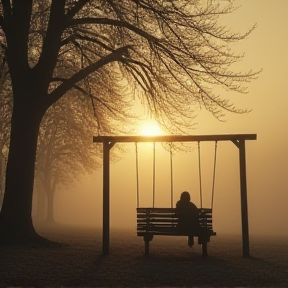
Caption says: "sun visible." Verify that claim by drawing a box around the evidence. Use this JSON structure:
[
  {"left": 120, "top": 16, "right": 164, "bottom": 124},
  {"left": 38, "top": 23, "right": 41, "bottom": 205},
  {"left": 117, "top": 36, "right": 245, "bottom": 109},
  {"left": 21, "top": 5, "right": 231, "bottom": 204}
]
[{"left": 139, "top": 120, "right": 162, "bottom": 136}]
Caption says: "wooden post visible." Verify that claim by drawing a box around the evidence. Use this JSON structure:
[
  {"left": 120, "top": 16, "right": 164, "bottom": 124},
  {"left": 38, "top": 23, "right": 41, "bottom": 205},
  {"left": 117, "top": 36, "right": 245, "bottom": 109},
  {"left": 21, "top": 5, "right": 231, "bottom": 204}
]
[
  {"left": 238, "top": 139, "right": 250, "bottom": 258},
  {"left": 144, "top": 238, "right": 150, "bottom": 255},
  {"left": 202, "top": 241, "right": 208, "bottom": 257},
  {"left": 102, "top": 141, "right": 111, "bottom": 255}
]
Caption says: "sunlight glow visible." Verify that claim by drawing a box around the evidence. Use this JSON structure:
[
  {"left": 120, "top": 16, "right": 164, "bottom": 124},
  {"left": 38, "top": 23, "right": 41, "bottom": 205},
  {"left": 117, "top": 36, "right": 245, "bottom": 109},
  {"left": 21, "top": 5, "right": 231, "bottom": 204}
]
[{"left": 139, "top": 120, "right": 162, "bottom": 136}]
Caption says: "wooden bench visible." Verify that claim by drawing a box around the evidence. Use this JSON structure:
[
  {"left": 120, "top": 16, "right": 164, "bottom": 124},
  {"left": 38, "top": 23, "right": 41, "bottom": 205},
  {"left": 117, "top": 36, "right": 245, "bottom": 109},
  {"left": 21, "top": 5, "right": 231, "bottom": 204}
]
[{"left": 137, "top": 207, "right": 216, "bottom": 256}]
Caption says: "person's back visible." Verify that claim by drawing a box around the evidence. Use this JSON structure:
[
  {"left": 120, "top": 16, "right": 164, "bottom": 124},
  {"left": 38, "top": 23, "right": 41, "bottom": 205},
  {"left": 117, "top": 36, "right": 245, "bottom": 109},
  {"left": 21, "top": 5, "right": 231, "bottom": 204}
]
[
  {"left": 176, "top": 200, "right": 199, "bottom": 232},
  {"left": 175, "top": 191, "right": 199, "bottom": 247}
]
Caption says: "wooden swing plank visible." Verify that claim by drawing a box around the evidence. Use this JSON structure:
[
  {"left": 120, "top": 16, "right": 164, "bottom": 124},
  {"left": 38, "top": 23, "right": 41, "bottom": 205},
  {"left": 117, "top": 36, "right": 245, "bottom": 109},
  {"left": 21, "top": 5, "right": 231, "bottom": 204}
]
[
  {"left": 137, "top": 207, "right": 213, "bottom": 213},
  {"left": 137, "top": 217, "right": 213, "bottom": 224},
  {"left": 136, "top": 208, "right": 215, "bottom": 235}
]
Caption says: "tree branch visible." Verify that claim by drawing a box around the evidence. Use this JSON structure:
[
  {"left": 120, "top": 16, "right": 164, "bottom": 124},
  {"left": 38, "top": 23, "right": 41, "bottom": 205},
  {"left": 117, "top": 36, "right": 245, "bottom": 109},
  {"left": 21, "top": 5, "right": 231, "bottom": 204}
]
[
  {"left": 46, "top": 45, "right": 131, "bottom": 108},
  {"left": 68, "top": 17, "right": 160, "bottom": 43},
  {"left": 65, "top": 0, "right": 90, "bottom": 21},
  {"left": 35, "top": 0, "right": 66, "bottom": 83}
]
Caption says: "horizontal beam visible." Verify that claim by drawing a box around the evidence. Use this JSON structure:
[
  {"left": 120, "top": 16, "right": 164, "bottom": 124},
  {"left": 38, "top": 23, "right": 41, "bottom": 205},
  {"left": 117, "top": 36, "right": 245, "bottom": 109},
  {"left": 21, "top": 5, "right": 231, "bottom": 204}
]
[{"left": 93, "top": 134, "right": 257, "bottom": 143}]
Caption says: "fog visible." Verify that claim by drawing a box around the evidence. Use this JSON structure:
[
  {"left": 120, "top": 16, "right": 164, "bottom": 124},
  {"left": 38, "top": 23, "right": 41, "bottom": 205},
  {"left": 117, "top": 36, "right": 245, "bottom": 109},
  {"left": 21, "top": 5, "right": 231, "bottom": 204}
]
[
  {"left": 34, "top": 0, "right": 288, "bottom": 237},
  {"left": 49, "top": 136, "right": 287, "bottom": 237}
]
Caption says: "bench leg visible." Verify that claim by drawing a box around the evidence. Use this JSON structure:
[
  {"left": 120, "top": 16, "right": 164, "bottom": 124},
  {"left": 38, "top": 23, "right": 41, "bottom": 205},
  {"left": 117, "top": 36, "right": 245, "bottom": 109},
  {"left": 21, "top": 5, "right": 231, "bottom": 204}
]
[
  {"left": 201, "top": 241, "right": 208, "bottom": 257},
  {"left": 143, "top": 233, "right": 153, "bottom": 255},
  {"left": 144, "top": 240, "right": 149, "bottom": 255}
]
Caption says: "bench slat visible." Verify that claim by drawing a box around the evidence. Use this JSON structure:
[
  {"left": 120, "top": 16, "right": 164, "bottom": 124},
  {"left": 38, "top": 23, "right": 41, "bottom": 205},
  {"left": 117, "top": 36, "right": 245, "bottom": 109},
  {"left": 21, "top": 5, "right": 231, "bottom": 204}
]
[
  {"left": 137, "top": 213, "right": 213, "bottom": 219},
  {"left": 137, "top": 211, "right": 212, "bottom": 218},
  {"left": 137, "top": 222, "right": 213, "bottom": 228},
  {"left": 137, "top": 207, "right": 178, "bottom": 213},
  {"left": 137, "top": 214, "right": 177, "bottom": 218},
  {"left": 137, "top": 230, "right": 216, "bottom": 236},
  {"left": 137, "top": 218, "right": 213, "bottom": 224},
  {"left": 137, "top": 225, "right": 213, "bottom": 231},
  {"left": 137, "top": 207, "right": 212, "bottom": 213},
  {"left": 137, "top": 218, "right": 177, "bottom": 222}
]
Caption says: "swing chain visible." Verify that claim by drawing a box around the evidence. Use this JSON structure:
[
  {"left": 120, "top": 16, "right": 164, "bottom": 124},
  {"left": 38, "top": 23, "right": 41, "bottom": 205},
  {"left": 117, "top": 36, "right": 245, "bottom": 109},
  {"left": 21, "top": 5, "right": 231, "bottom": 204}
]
[
  {"left": 198, "top": 141, "right": 218, "bottom": 210},
  {"left": 152, "top": 142, "right": 156, "bottom": 208},
  {"left": 169, "top": 142, "right": 174, "bottom": 208},
  {"left": 211, "top": 141, "right": 218, "bottom": 209},
  {"left": 197, "top": 141, "right": 203, "bottom": 209},
  {"left": 136, "top": 140, "right": 217, "bottom": 211}
]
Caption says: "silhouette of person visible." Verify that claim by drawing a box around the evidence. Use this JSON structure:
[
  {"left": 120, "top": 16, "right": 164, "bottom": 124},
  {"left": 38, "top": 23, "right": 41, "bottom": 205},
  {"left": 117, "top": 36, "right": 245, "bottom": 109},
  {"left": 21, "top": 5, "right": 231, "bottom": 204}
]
[{"left": 176, "top": 191, "right": 199, "bottom": 247}]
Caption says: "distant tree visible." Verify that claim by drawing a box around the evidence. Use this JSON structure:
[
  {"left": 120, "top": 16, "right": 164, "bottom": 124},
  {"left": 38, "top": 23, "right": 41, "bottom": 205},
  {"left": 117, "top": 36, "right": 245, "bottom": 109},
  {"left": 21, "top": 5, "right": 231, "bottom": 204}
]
[
  {"left": 35, "top": 93, "right": 101, "bottom": 223},
  {"left": 0, "top": 1, "right": 259, "bottom": 244}
]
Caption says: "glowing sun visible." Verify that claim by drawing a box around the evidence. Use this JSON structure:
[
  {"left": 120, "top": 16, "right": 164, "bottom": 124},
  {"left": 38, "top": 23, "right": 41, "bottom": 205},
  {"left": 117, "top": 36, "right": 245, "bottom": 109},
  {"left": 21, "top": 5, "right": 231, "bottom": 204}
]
[{"left": 139, "top": 120, "right": 162, "bottom": 136}]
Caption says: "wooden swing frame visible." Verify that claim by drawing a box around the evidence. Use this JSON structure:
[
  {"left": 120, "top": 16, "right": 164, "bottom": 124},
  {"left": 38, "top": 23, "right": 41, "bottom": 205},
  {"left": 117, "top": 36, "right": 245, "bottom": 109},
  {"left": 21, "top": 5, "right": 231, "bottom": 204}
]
[{"left": 93, "top": 133, "right": 257, "bottom": 258}]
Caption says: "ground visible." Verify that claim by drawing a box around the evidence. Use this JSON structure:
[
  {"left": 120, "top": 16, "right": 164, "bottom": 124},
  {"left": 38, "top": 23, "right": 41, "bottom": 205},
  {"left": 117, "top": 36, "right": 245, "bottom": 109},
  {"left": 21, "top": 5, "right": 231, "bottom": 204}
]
[{"left": 0, "top": 223, "right": 287, "bottom": 287}]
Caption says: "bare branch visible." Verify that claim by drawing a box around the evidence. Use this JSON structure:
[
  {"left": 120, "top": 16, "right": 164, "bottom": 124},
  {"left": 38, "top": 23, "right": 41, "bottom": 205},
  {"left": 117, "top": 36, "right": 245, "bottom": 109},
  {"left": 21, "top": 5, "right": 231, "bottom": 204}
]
[{"left": 46, "top": 45, "right": 131, "bottom": 108}]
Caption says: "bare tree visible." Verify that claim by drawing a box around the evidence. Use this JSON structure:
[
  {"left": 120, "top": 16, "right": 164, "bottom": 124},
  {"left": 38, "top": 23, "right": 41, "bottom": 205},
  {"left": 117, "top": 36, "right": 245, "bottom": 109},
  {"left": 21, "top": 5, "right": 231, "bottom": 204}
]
[
  {"left": 0, "top": 39, "right": 133, "bottom": 227},
  {"left": 0, "top": 0, "right": 259, "bottom": 245}
]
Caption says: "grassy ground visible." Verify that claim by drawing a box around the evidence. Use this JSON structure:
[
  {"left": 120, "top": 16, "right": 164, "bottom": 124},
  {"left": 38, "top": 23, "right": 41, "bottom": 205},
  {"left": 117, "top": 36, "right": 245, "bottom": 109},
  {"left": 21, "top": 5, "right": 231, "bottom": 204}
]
[{"left": 0, "top": 223, "right": 287, "bottom": 287}]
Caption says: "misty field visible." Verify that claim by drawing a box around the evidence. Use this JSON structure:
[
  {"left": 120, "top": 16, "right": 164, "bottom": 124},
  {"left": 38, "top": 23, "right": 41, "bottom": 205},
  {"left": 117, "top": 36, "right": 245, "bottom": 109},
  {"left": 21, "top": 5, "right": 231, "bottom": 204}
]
[{"left": 0, "top": 223, "right": 287, "bottom": 287}]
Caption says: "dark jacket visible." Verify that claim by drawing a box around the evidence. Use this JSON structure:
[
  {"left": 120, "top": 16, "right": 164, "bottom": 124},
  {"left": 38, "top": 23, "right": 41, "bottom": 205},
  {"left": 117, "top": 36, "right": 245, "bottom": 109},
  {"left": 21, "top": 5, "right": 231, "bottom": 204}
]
[{"left": 176, "top": 200, "right": 199, "bottom": 234}]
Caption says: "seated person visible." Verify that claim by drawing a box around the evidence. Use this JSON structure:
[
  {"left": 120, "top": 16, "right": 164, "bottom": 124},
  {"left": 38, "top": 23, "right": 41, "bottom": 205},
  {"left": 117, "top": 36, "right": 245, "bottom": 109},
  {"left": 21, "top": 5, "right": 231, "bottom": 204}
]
[{"left": 176, "top": 191, "right": 199, "bottom": 247}]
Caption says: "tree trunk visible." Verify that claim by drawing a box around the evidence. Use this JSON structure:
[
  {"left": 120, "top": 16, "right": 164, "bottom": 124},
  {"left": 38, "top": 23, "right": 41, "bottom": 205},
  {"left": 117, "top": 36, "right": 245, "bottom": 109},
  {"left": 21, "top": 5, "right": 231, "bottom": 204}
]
[{"left": 0, "top": 100, "right": 47, "bottom": 244}]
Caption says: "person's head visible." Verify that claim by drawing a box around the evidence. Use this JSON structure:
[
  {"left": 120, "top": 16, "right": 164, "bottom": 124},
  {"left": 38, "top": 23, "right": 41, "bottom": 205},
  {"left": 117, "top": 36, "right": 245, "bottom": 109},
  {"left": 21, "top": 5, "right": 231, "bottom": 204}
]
[{"left": 180, "top": 191, "right": 190, "bottom": 202}]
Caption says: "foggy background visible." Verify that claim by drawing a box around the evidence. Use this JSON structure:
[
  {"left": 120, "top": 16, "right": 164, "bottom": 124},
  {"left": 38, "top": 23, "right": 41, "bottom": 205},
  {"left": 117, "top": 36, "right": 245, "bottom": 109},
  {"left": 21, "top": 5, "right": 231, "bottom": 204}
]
[{"left": 36, "top": 0, "right": 288, "bottom": 237}]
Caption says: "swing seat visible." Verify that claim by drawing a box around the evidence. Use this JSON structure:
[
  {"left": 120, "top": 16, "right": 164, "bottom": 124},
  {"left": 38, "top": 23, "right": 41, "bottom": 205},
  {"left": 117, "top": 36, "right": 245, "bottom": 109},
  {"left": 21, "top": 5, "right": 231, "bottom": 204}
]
[{"left": 136, "top": 207, "right": 216, "bottom": 256}]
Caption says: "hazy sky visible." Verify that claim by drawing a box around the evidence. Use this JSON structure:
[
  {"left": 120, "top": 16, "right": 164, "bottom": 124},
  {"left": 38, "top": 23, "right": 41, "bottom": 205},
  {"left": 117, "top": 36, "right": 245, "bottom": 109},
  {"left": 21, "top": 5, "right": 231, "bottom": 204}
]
[{"left": 52, "top": 1, "right": 288, "bottom": 237}]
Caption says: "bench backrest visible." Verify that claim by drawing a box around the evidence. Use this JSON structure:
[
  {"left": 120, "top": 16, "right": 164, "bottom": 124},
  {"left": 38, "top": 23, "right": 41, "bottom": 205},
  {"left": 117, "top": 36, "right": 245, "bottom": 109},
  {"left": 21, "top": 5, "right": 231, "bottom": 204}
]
[{"left": 137, "top": 207, "right": 214, "bottom": 236}]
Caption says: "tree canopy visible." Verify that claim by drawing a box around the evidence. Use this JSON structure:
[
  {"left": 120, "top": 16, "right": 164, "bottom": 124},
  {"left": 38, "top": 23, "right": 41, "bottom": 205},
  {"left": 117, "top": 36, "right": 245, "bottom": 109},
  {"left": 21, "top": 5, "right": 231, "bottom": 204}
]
[{"left": 0, "top": 0, "right": 259, "bottom": 244}]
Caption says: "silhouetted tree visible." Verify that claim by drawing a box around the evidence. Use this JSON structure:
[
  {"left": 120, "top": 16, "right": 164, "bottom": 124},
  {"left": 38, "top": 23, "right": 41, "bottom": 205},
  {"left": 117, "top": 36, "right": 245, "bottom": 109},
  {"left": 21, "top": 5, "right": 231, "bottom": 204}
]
[
  {"left": 0, "top": 0, "right": 259, "bottom": 244},
  {"left": 0, "top": 51, "right": 131, "bottom": 226}
]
